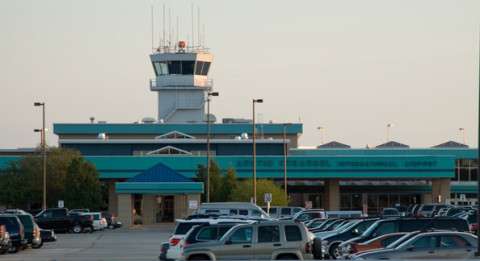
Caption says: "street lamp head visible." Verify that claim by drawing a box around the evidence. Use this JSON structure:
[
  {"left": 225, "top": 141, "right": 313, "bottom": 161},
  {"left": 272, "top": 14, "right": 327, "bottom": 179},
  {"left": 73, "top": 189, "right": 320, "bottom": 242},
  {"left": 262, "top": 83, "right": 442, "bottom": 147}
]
[
  {"left": 254, "top": 99, "right": 263, "bottom": 103},
  {"left": 459, "top": 127, "right": 465, "bottom": 131},
  {"left": 388, "top": 123, "right": 394, "bottom": 128},
  {"left": 34, "top": 129, "right": 42, "bottom": 132},
  {"left": 317, "top": 126, "right": 323, "bottom": 130},
  {"left": 210, "top": 92, "right": 219, "bottom": 96},
  {"left": 34, "top": 102, "right": 44, "bottom": 106}
]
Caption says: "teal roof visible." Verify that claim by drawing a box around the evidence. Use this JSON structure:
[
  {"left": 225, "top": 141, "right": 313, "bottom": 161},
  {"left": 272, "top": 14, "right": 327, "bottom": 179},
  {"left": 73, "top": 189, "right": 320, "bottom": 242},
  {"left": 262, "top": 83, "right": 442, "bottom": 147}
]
[
  {"left": 53, "top": 123, "right": 303, "bottom": 135},
  {"left": 117, "top": 162, "right": 203, "bottom": 194}
]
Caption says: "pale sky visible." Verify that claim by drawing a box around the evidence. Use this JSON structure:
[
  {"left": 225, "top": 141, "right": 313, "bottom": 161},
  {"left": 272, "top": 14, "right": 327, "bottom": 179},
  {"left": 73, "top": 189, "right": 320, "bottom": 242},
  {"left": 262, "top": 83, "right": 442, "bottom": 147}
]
[{"left": 0, "top": 0, "right": 478, "bottom": 149}]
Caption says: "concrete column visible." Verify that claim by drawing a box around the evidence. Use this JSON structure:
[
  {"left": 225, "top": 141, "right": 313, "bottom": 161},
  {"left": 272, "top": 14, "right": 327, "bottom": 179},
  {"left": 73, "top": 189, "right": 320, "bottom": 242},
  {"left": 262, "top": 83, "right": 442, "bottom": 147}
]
[
  {"left": 108, "top": 180, "right": 119, "bottom": 216},
  {"left": 142, "top": 194, "right": 156, "bottom": 226},
  {"left": 431, "top": 178, "right": 451, "bottom": 204},
  {"left": 323, "top": 179, "right": 340, "bottom": 211},
  {"left": 118, "top": 194, "right": 132, "bottom": 228}
]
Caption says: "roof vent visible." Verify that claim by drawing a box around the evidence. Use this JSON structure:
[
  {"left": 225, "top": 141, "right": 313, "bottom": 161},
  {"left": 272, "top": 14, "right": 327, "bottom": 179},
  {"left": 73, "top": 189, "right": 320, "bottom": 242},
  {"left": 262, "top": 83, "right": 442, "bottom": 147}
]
[
  {"left": 241, "top": 133, "right": 249, "bottom": 140},
  {"left": 142, "top": 117, "right": 156, "bottom": 124}
]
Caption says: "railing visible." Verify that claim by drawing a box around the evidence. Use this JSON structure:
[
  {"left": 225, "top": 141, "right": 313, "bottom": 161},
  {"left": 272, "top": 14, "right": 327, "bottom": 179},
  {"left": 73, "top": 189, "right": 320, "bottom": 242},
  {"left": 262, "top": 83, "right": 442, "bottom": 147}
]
[
  {"left": 149, "top": 78, "right": 213, "bottom": 89},
  {"left": 152, "top": 45, "right": 210, "bottom": 54}
]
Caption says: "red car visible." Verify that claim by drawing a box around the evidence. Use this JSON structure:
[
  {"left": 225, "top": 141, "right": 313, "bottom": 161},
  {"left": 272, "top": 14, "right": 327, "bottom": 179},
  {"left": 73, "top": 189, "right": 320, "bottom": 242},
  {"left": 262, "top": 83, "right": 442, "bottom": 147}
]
[{"left": 344, "top": 232, "right": 407, "bottom": 259}]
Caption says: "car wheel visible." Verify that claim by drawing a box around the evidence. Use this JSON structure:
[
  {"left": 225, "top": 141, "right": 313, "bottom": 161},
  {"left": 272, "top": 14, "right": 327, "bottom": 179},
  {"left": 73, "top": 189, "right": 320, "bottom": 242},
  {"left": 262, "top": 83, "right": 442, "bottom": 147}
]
[
  {"left": 9, "top": 246, "right": 19, "bottom": 253},
  {"left": 329, "top": 243, "right": 341, "bottom": 260},
  {"left": 109, "top": 224, "right": 114, "bottom": 229},
  {"left": 72, "top": 223, "right": 83, "bottom": 233}
]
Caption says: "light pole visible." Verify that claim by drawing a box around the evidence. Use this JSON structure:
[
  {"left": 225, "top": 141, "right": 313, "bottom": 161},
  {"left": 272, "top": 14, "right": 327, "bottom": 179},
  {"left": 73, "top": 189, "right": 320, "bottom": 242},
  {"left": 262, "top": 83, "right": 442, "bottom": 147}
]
[
  {"left": 387, "top": 123, "right": 394, "bottom": 142},
  {"left": 252, "top": 98, "right": 263, "bottom": 204},
  {"left": 317, "top": 126, "right": 324, "bottom": 145},
  {"left": 206, "top": 92, "right": 218, "bottom": 203},
  {"left": 34, "top": 102, "right": 46, "bottom": 211},
  {"left": 283, "top": 123, "right": 291, "bottom": 198},
  {"left": 459, "top": 128, "right": 466, "bottom": 144}
]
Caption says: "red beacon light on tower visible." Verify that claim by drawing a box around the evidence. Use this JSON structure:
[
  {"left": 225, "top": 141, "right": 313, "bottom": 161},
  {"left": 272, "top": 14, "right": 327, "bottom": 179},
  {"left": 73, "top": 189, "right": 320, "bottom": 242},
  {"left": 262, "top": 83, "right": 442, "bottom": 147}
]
[{"left": 178, "top": 41, "right": 186, "bottom": 52}]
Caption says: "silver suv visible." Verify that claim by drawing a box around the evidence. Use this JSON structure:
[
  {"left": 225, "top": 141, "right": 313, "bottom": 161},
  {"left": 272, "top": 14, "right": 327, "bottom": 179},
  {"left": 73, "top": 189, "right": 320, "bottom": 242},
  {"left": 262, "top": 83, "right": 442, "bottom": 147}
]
[{"left": 180, "top": 220, "right": 315, "bottom": 260}]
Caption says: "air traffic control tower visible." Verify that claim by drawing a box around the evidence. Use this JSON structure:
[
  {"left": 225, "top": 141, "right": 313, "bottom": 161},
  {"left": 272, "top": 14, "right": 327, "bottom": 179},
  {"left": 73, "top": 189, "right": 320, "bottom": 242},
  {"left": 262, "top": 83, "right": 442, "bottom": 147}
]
[{"left": 149, "top": 41, "right": 213, "bottom": 124}]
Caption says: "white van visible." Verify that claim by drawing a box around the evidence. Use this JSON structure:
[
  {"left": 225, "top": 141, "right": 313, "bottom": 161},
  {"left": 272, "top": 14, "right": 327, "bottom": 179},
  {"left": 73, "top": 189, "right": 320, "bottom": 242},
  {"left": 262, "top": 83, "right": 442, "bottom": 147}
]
[
  {"left": 262, "top": 206, "right": 305, "bottom": 218},
  {"left": 325, "top": 210, "right": 363, "bottom": 218},
  {"left": 197, "top": 202, "right": 270, "bottom": 218}
]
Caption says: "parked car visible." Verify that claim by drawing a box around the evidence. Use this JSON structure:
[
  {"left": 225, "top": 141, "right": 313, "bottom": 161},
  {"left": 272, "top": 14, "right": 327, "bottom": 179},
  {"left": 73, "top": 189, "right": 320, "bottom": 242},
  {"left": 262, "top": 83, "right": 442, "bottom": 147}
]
[
  {"left": 39, "top": 228, "right": 57, "bottom": 243},
  {"left": 0, "top": 214, "right": 27, "bottom": 253},
  {"left": 0, "top": 225, "right": 12, "bottom": 254},
  {"left": 180, "top": 220, "right": 316, "bottom": 261},
  {"left": 320, "top": 218, "right": 379, "bottom": 259},
  {"left": 16, "top": 214, "right": 42, "bottom": 249},
  {"left": 34, "top": 208, "right": 93, "bottom": 233},
  {"left": 197, "top": 202, "right": 270, "bottom": 218},
  {"left": 84, "top": 212, "right": 107, "bottom": 231},
  {"left": 158, "top": 242, "right": 170, "bottom": 261},
  {"left": 305, "top": 218, "right": 328, "bottom": 229},
  {"left": 103, "top": 214, "right": 122, "bottom": 229},
  {"left": 343, "top": 232, "right": 408, "bottom": 259},
  {"left": 417, "top": 203, "right": 448, "bottom": 217},
  {"left": 337, "top": 217, "right": 470, "bottom": 258},
  {"left": 281, "top": 209, "right": 326, "bottom": 223},
  {"left": 351, "top": 231, "right": 478, "bottom": 260},
  {"left": 69, "top": 209, "right": 90, "bottom": 214},
  {"left": 380, "top": 208, "right": 401, "bottom": 218}
]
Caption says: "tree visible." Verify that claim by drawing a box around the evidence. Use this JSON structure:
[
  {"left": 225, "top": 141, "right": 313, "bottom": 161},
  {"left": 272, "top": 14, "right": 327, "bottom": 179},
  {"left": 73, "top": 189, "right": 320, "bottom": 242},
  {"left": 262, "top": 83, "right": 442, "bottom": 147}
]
[
  {"left": 196, "top": 159, "right": 222, "bottom": 202},
  {"left": 217, "top": 164, "right": 238, "bottom": 202},
  {"left": 0, "top": 147, "right": 104, "bottom": 211},
  {"left": 231, "top": 179, "right": 289, "bottom": 206}
]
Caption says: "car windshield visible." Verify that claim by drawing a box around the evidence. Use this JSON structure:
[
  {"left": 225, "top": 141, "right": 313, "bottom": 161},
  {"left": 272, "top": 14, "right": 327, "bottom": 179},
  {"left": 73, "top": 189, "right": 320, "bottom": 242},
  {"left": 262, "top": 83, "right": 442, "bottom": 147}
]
[
  {"left": 385, "top": 232, "right": 417, "bottom": 249},
  {"left": 336, "top": 220, "right": 358, "bottom": 233}
]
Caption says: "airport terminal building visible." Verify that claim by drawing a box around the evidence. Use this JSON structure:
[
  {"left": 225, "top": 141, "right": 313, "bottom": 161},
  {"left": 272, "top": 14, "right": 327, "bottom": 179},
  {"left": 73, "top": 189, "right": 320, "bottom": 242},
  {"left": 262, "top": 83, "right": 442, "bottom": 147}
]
[{"left": 1, "top": 42, "right": 478, "bottom": 226}]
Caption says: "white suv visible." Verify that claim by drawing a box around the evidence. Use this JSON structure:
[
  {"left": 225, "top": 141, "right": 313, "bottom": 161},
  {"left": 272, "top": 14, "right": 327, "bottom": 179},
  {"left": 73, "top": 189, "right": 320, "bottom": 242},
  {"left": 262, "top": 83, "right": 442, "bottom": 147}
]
[{"left": 166, "top": 218, "right": 253, "bottom": 260}]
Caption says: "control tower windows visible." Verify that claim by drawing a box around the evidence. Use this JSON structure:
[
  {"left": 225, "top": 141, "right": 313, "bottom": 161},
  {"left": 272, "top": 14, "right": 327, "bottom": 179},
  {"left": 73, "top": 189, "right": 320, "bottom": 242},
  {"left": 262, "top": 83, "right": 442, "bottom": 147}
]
[
  {"left": 195, "top": 61, "right": 211, "bottom": 76},
  {"left": 153, "top": 61, "right": 168, "bottom": 75},
  {"left": 152, "top": 61, "right": 195, "bottom": 75}
]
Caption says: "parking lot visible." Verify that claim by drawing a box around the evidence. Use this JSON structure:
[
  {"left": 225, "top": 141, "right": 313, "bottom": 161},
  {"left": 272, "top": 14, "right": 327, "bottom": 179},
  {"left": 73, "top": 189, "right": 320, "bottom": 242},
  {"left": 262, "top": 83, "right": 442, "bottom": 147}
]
[{"left": 2, "top": 224, "right": 175, "bottom": 261}]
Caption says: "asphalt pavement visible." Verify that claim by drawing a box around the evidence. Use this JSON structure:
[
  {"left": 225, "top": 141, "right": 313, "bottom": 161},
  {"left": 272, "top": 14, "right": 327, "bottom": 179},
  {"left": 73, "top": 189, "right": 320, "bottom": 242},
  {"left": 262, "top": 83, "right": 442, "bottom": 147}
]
[{"left": 1, "top": 223, "right": 176, "bottom": 261}]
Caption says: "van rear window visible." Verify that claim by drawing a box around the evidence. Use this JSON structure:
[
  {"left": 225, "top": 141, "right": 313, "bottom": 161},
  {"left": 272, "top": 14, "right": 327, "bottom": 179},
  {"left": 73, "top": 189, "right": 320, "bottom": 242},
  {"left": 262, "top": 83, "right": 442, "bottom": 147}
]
[{"left": 174, "top": 222, "right": 208, "bottom": 235}]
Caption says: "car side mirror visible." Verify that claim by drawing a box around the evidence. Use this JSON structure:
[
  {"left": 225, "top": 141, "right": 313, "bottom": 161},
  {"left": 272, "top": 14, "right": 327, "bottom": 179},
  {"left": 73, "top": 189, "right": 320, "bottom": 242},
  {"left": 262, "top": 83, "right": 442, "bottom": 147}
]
[
  {"left": 407, "top": 246, "right": 415, "bottom": 252},
  {"left": 225, "top": 238, "right": 232, "bottom": 244}
]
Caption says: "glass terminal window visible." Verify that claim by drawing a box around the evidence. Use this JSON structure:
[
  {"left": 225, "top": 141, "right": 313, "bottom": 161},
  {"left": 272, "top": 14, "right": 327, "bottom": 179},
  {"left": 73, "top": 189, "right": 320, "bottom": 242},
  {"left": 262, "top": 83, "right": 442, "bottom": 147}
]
[{"left": 195, "top": 61, "right": 211, "bottom": 76}]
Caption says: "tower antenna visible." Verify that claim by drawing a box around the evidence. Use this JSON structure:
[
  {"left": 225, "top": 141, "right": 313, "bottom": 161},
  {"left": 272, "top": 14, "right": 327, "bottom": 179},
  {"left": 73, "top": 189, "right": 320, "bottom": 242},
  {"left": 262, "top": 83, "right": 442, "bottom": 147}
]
[
  {"left": 162, "top": 3, "right": 166, "bottom": 50},
  {"left": 198, "top": 7, "right": 200, "bottom": 49},
  {"left": 151, "top": 5, "right": 154, "bottom": 52},
  {"left": 169, "top": 6, "right": 171, "bottom": 47},
  {"left": 191, "top": 3, "right": 194, "bottom": 49}
]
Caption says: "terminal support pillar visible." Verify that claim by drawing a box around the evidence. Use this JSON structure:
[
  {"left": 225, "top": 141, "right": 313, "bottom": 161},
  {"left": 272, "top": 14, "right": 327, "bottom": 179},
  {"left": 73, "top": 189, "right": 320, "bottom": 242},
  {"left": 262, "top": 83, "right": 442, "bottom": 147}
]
[
  {"left": 108, "top": 180, "right": 119, "bottom": 217},
  {"left": 323, "top": 179, "right": 340, "bottom": 211},
  {"left": 118, "top": 194, "right": 133, "bottom": 228},
  {"left": 431, "top": 178, "right": 451, "bottom": 204}
]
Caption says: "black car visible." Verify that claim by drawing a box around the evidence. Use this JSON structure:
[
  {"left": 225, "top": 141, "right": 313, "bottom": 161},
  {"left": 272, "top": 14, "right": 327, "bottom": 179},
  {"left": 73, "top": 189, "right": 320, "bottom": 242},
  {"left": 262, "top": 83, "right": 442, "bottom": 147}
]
[
  {"left": 0, "top": 214, "right": 27, "bottom": 253},
  {"left": 320, "top": 218, "right": 378, "bottom": 259},
  {"left": 103, "top": 214, "right": 122, "bottom": 229}
]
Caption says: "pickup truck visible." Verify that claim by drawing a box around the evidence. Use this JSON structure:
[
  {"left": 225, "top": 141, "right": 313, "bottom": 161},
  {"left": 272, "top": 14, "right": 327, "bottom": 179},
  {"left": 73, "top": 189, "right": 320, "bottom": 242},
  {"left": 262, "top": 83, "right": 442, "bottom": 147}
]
[{"left": 34, "top": 208, "right": 93, "bottom": 233}]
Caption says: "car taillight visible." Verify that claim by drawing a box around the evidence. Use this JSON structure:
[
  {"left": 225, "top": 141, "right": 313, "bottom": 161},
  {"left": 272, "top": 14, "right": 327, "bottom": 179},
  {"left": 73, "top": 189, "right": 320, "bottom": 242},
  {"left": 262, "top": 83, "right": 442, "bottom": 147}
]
[
  {"left": 418, "top": 211, "right": 422, "bottom": 216},
  {"left": 182, "top": 241, "right": 190, "bottom": 248},
  {"left": 89, "top": 216, "right": 93, "bottom": 222},
  {"left": 170, "top": 238, "right": 181, "bottom": 246},
  {"left": 20, "top": 227, "right": 23, "bottom": 237},
  {"left": 160, "top": 246, "right": 168, "bottom": 252},
  {"left": 305, "top": 242, "right": 312, "bottom": 253},
  {"left": 111, "top": 216, "right": 115, "bottom": 221}
]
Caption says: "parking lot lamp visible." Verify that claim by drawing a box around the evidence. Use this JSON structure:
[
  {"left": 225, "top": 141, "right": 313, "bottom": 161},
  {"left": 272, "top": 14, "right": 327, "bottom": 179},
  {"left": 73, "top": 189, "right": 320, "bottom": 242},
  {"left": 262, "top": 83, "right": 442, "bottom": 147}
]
[
  {"left": 34, "top": 102, "right": 46, "bottom": 211},
  {"left": 283, "top": 123, "right": 291, "bottom": 198},
  {"left": 206, "top": 92, "right": 218, "bottom": 203},
  {"left": 252, "top": 99, "right": 263, "bottom": 204}
]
